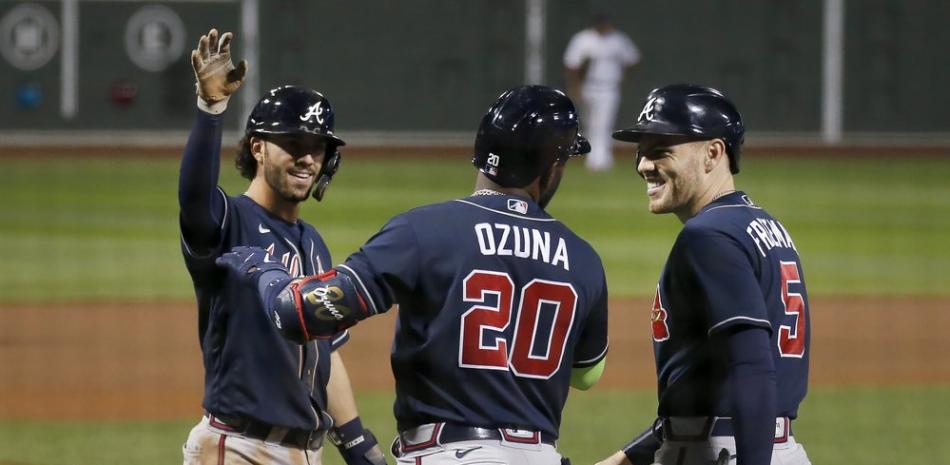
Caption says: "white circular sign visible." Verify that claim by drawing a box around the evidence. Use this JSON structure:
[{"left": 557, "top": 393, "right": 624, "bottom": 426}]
[
  {"left": 124, "top": 5, "right": 185, "bottom": 72},
  {"left": 0, "top": 3, "right": 60, "bottom": 71}
]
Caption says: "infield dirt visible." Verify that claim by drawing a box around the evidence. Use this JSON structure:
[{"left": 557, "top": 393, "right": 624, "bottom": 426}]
[{"left": 1, "top": 296, "right": 947, "bottom": 419}]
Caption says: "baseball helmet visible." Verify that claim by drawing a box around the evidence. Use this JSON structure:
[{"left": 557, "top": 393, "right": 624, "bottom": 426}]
[
  {"left": 612, "top": 84, "right": 745, "bottom": 173},
  {"left": 246, "top": 85, "right": 345, "bottom": 200},
  {"left": 473, "top": 85, "right": 590, "bottom": 188}
]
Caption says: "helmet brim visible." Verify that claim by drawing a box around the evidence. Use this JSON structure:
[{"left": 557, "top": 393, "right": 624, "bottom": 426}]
[
  {"left": 612, "top": 121, "right": 695, "bottom": 143},
  {"left": 570, "top": 134, "right": 591, "bottom": 156},
  {"left": 252, "top": 129, "right": 346, "bottom": 147}
]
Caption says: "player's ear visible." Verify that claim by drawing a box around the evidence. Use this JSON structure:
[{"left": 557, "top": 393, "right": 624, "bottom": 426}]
[
  {"left": 250, "top": 136, "right": 265, "bottom": 163},
  {"left": 705, "top": 139, "right": 727, "bottom": 173}
]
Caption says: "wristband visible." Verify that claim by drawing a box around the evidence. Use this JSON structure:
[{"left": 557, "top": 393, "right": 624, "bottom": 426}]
[{"left": 197, "top": 94, "right": 230, "bottom": 114}]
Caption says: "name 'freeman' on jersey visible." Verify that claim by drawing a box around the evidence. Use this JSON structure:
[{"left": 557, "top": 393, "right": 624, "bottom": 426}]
[
  {"left": 474, "top": 222, "right": 570, "bottom": 271},
  {"left": 746, "top": 217, "right": 797, "bottom": 257}
]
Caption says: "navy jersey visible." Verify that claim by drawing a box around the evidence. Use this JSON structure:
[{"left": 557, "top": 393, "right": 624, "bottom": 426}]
[
  {"left": 181, "top": 187, "right": 348, "bottom": 430},
  {"left": 178, "top": 109, "right": 348, "bottom": 431},
  {"left": 651, "top": 192, "right": 809, "bottom": 418},
  {"left": 338, "top": 193, "right": 609, "bottom": 438}
]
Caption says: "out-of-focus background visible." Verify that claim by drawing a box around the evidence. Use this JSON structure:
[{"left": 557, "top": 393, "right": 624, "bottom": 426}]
[{"left": 1, "top": 1, "right": 948, "bottom": 464}]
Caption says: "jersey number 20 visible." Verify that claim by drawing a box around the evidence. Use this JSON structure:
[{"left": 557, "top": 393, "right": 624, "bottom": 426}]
[
  {"left": 779, "top": 261, "right": 807, "bottom": 358},
  {"left": 459, "top": 270, "right": 577, "bottom": 379}
]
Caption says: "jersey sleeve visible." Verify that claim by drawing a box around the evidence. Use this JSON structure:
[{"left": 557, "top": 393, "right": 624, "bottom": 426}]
[
  {"left": 337, "top": 216, "right": 420, "bottom": 315},
  {"left": 329, "top": 330, "right": 350, "bottom": 351},
  {"left": 620, "top": 35, "right": 641, "bottom": 65},
  {"left": 722, "top": 325, "right": 778, "bottom": 465},
  {"left": 317, "top": 246, "right": 353, "bottom": 350},
  {"left": 563, "top": 33, "right": 588, "bottom": 68},
  {"left": 676, "top": 225, "right": 771, "bottom": 335},
  {"left": 572, "top": 272, "right": 609, "bottom": 368},
  {"left": 179, "top": 108, "right": 229, "bottom": 258}
]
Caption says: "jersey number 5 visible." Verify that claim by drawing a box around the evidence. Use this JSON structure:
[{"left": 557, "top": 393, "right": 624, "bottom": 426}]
[
  {"left": 778, "top": 261, "right": 807, "bottom": 358},
  {"left": 459, "top": 270, "right": 578, "bottom": 379}
]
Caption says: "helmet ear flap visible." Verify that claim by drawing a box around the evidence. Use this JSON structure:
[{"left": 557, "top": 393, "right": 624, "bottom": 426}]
[
  {"left": 571, "top": 134, "right": 591, "bottom": 157},
  {"left": 312, "top": 147, "right": 342, "bottom": 201},
  {"left": 725, "top": 138, "right": 742, "bottom": 174},
  {"left": 312, "top": 175, "right": 330, "bottom": 201}
]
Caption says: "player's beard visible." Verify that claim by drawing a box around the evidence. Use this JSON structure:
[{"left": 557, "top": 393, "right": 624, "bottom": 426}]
[
  {"left": 647, "top": 172, "right": 688, "bottom": 216},
  {"left": 646, "top": 155, "right": 703, "bottom": 218},
  {"left": 262, "top": 148, "right": 315, "bottom": 203}
]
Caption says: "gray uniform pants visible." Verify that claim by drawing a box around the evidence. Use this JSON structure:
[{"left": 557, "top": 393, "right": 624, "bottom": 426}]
[{"left": 183, "top": 416, "right": 324, "bottom": 465}]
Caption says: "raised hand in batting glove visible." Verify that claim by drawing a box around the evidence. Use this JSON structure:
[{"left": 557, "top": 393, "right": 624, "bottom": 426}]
[
  {"left": 329, "top": 418, "right": 389, "bottom": 465},
  {"left": 191, "top": 28, "right": 248, "bottom": 106}
]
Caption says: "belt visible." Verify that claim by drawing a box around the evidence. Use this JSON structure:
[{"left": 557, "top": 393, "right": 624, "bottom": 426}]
[
  {"left": 662, "top": 417, "right": 791, "bottom": 444},
  {"left": 206, "top": 413, "right": 324, "bottom": 450},
  {"left": 394, "top": 422, "right": 556, "bottom": 455}
]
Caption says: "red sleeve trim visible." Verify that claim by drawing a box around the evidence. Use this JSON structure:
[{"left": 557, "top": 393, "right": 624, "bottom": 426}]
[{"left": 290, "top": 280, "right": 311, "bottom": 342}]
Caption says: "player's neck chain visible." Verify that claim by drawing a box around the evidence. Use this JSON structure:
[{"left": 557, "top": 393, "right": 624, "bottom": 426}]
[
  {"left": 472, "top": 189, "right": 505, "bottom": 196},
  {"left": 711, "top": 189, "right": 736, "bottom": 201}
]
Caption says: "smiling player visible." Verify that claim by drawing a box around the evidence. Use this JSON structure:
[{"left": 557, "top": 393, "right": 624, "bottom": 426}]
[{"left": 178, "top": 27, "right": 385, "bottom": 465}]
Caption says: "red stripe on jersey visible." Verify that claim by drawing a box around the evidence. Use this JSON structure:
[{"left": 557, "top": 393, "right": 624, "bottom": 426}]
[
  {"left": 217, "top": 434, "right": 226, "bottom": 465},
  {"left": 290, "top": 281, "right": 311, "bottom": 341}
]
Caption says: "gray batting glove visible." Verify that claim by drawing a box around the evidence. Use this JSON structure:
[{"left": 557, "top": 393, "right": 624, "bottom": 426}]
[{"left": 191, "top": 28, "right": 249, "bottom": 104}]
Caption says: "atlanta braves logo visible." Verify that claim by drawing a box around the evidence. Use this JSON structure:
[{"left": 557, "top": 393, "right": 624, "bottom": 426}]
[
  {"left": 300, "top": 101, "right": 324, "bottom": 124},
  {"left": 651, "top": 284, "right": 670, "bottom": 342},
  {"left": 638, "top": 96, "right": 658, "bottom": 123}
]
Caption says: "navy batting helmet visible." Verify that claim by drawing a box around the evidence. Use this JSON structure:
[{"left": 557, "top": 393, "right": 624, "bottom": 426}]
[
  {"left": 246, "top": 85, "right": 345, "bottom": 201},
  {"left": 612, "top": 84, "right": 745, "bottom": 173},
  {"left": 473, "top": 85, "right": 590, "bottom": 188}
]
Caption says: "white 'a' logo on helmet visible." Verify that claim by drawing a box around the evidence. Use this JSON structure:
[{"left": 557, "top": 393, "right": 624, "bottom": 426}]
[
  {"left": 638, "top": 96, "right": 658, "bottom": 123},
  {"left": 300, "top": 101, "right": 325, "bottom": 124}
]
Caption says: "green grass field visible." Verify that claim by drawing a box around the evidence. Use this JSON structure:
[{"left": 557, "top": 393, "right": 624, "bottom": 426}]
[
  {"left": 1, "top": 387, "right": 949, "bottom": 464},
  {"left": 1, "top": 153, "right": 949, "bottom": 464},
  {"left": 1, "top": 154, "right": 949, "bottom": 301}
]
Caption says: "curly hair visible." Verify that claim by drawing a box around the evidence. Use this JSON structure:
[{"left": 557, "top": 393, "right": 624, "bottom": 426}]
[{"left": 235, "top": 136, "right": 257, "bottom": 180}]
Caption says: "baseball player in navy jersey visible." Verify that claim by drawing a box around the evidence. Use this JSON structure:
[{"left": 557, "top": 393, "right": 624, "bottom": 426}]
[
  {"left": 179, "top": 28, "right": 386, "bottom": 465},
  {"left": 595, "top": 85, "right": 812, "bottom": 465},
  {"left": 217, "top": 85, "right": 610, "bottom": 465}
]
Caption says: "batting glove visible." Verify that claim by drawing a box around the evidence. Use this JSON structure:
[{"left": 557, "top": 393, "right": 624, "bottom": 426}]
[
  {"left": 191, "top": 28, "right": 248, "bottom": 107},
  {"left": 215, "top": 246, "right": 289, "bottom": 286}
]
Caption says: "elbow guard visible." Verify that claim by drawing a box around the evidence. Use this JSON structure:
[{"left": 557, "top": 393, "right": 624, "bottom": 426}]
[{"left": 272, "top": 269, "right": 371, "bottom": 343}]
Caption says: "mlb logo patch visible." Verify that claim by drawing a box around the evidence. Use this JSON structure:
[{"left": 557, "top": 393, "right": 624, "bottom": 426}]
[{"left": 507, "top": 199, "right": 528, "bottom": 214}]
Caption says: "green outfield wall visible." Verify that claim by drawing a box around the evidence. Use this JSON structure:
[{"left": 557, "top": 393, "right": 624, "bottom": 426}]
[{"left": 1, "top": 0, "right": 948, "bottom": 134}]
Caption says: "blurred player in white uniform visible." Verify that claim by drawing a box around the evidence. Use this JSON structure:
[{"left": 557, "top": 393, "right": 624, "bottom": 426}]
[{"left": 564, "top": 14, "right": 641, "bottom": 172}]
